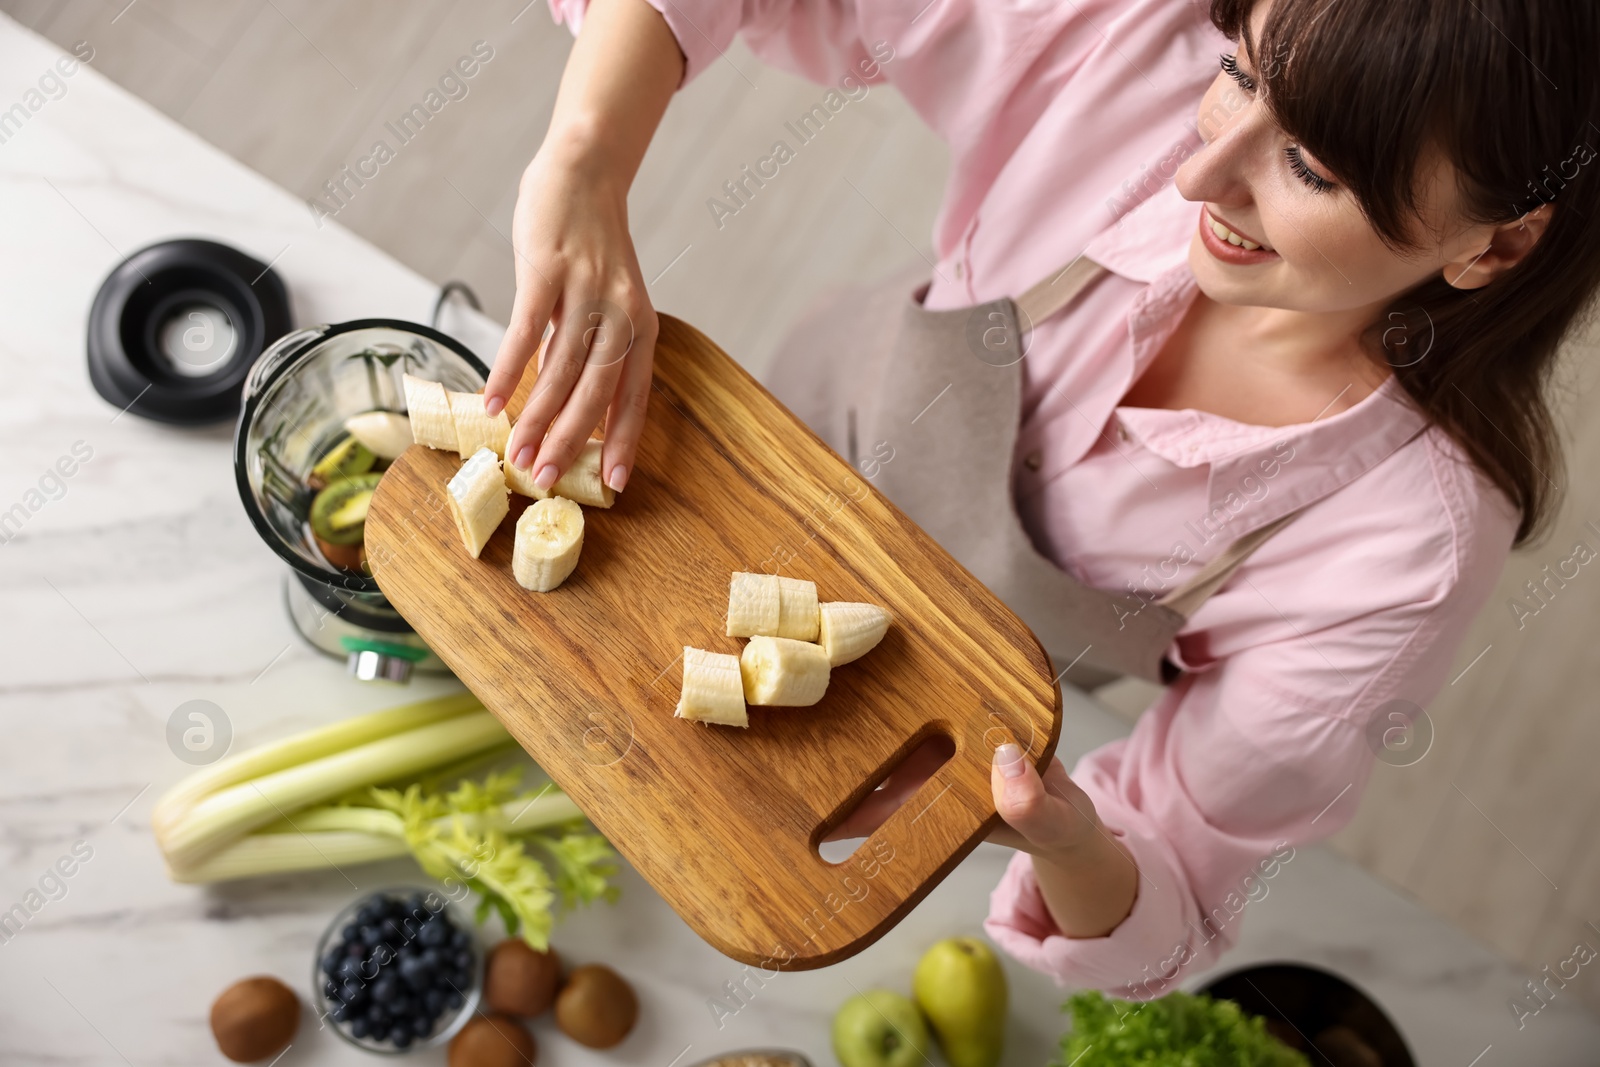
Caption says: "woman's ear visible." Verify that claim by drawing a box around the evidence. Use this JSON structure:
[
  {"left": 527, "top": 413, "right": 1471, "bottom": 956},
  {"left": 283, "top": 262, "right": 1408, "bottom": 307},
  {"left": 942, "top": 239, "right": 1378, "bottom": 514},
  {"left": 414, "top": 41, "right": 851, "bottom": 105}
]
[{"left": 1444, "top": 204, "right": 1553, "bottom": 290}]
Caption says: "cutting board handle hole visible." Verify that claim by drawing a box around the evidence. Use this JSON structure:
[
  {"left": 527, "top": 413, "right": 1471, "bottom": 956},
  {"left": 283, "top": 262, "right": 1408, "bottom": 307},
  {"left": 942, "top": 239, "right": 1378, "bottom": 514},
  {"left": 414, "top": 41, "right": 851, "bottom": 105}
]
[{"left": 815, "top": 731, "right": 955, "bottom": 864}]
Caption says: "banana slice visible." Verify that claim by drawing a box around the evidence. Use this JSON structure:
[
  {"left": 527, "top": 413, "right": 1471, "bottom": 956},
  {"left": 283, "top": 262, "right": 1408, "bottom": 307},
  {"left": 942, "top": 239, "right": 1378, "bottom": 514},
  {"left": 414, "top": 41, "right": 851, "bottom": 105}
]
[
  {"left": 818, "top": 602, "right": 892, "bottom": 665},
  {"left": 344, "top": 410, "right": 413, "bottom": 460},
  {"left": 726, "top": 572, "right": 819, "bottom": 639},
  {"left": 676, "top": 647, "right": 748, "bottom": 727},
  {"left": 504, "top": 439, "right": 616, "bottom": 508},
  {"left": 446, "top": 447, "right": 509, "bottom": 559},
  {"left": 776, "top": 576, "right": 820, "bottom": 640},
  {"left": 740, "top": 636, "right": 831, "bottom": 706},
  {"left": 513, "top": 496, "right": 584, "bottom": 592},
  {"left": 449, "top": 390, "right": 511, "bottom": 458},
  {"left": 726, "top": 572, "right": 780, "bottom": 637},
  {"left": 403, "top": 374, "right": 456, "bottom": 450}
]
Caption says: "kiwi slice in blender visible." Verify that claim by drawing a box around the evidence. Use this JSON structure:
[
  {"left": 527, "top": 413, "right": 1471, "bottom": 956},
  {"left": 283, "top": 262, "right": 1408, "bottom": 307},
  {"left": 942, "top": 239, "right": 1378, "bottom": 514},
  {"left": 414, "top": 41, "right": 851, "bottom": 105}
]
[
  {"left": 310, "top": 472, "right": 383, "bottom": 547},
  {"left": 308, "top": 435, "right": 376, "bottom": 490}
]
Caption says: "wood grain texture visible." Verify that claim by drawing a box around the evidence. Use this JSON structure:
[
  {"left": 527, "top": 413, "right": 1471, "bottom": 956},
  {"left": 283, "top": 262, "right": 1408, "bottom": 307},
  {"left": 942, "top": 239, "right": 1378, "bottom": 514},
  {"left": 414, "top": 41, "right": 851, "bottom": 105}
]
[{"left": 365, "top": 313, "right": 1061, "bottom": 968}]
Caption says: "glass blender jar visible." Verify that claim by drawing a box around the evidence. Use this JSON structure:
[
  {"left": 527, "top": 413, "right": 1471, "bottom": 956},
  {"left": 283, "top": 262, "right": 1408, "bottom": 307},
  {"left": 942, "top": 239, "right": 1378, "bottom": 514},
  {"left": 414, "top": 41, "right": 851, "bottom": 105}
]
[{"left": 234, "top": 319, "right": 489, "bottom": 683}]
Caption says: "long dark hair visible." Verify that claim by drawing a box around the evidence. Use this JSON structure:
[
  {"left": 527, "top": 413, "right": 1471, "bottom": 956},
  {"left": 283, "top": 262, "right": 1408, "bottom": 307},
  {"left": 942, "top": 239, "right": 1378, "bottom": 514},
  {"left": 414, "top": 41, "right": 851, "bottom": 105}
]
[{"left": 1209, "top": 0, "right": 1599, "bottom": 544}]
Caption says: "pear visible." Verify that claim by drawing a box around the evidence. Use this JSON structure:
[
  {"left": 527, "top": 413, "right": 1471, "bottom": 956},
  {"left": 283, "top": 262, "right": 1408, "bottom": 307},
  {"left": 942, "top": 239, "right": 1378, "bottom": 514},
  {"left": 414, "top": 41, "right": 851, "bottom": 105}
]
[{"left": 912, "top": 937, "right": 1007, "bottom": 1067}]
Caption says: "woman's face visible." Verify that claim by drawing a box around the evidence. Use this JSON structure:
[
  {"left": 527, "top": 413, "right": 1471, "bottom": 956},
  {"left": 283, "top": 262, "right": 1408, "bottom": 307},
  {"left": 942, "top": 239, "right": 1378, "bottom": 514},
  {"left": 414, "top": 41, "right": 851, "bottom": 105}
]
[{"left": 1175, "top": 3, "right": 1489, "bottom": 317}]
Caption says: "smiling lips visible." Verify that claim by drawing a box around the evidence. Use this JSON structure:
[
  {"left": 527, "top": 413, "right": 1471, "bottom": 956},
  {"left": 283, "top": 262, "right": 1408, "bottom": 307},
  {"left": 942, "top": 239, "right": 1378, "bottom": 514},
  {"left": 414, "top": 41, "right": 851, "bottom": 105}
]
[{"left": 1199, "top": 208, "right": 1280, "bottom": 265}]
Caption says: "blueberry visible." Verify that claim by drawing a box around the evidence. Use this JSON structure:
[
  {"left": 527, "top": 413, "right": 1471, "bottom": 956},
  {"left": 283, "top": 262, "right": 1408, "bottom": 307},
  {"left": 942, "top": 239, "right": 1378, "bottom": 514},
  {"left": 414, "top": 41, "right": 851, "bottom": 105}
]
[
  {"left": 404, "top": 891, "right": 426, "bottom": 913},
  {"left": 453, "top": 949, "right": 474, "bottom": 971},
  {"left": 400, "top": 955, "right": 432, "bottom": 990},
  {"left": 418, "top": 918, "right": 450, "bottom": 947},
  {"left": 372, "top": 974, "right": 402, "bottom": 1003},
  {"left": 331, "top": 1001, "right": 353, "bottom": 1023},
  {"left": 340, "top": 980, "right": 369, "bottom": 1007},
  {"left": 389, "top": 993, "right": 413, "bottom": 1017},
  {"left": 423, "top": 988, "right": 445, "bottom": 1014},
  {"left": 366, "top": 1004, "right": 389, "bottom": 1027},
  {"left": 342, "top": 921, "right": 360, "bottom": 940},
  {"left": 359, "top": 923, "right": 383, "bottom": 947},
  {"left": 412, "top": 1014, "right": 435, "bottom": 1038},
  {"left": 321, "top": 948, "right": 344, "bottom": 976},
  {"left": 391, "top": 1029, "right": 413, "bottom": 1050},
  {"left": 356, "top": 900, "right": 382, "bottom": 924},
  {"left": 336, "top": 957, "right": 365, "bottom": 984},
  {"left": 323, "top": 978, "right": 338, "bottom": 997},
  {"left": 345, "top": 941, "right": 367, "bottom": 960},
  {"left": 446, "top": 990, "right": 465, "bottom": 1010},
  {"left": 450, "top": 928, "right": 470, "bottom": 950},
  {"left": 350, "top": 1017, "right": 372, "bottom": 1040}
]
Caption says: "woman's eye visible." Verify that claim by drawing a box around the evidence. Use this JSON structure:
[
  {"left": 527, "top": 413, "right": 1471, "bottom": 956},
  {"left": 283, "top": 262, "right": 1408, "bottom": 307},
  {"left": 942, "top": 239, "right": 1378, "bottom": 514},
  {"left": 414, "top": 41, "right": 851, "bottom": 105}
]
[
  {"left": 1285, "top": 145, "right": 1335, "bottom": 193},
  {"left": 1220, "top": 53, "right": 1257, "bottom": 92}
]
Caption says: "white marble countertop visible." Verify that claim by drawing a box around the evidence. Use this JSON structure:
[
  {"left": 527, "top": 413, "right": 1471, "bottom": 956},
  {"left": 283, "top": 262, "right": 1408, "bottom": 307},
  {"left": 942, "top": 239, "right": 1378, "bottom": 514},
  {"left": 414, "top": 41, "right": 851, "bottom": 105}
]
[{"left": 2, "top": 15, "right": 1598, "bottom": 1067}]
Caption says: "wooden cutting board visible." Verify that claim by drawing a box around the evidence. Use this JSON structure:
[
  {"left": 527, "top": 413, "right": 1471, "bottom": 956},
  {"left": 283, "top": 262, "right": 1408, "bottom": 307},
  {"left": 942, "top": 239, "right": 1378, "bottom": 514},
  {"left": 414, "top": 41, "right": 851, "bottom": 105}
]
[{"left": 365, "top": 314, "right": 1061, "bottom": 969}]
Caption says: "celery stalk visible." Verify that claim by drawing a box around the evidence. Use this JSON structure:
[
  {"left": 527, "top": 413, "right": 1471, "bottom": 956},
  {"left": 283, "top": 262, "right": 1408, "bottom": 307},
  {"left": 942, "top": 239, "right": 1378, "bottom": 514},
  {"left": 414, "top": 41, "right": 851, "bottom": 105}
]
[
  {"left": 151, "top": 691, "right": 482, "bottom": 832},
  {"left": 158, "top": 710, "right": 508, "bottom": 869}
]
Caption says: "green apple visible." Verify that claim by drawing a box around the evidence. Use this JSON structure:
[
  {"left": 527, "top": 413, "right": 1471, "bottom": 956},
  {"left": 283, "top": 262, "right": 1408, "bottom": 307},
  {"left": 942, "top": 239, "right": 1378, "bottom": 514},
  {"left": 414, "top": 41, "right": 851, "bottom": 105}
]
[
  {"left": 912, "top": 937, "right": 1008, "bottom": 1067},
  {"left": 832, "top": 989, "right": 933, "bottom": 1067}
]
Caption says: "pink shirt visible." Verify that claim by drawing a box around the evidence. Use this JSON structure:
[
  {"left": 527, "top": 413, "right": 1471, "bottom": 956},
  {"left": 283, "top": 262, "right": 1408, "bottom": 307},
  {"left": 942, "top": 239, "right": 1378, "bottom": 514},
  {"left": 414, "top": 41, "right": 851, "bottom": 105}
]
[{"left": 548, "top": 0, "right": 1519, "bottom": 994}]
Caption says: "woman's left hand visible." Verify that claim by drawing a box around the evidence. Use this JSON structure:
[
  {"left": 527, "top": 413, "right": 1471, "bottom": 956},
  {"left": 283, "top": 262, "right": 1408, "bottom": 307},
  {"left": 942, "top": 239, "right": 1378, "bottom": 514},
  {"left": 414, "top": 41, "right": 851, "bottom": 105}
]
[{"left": 987, "top": 743, "right": 1105, "bottom": 855}]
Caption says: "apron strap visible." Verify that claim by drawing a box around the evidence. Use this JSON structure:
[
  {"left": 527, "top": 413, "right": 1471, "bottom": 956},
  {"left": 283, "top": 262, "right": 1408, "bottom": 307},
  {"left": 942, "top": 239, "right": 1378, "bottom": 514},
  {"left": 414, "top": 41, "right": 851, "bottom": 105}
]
[
  {"left": 1014, "top": 255, "right": 1107, "bottom": 329},
  {"left": 1156, "top": 509, "right": 1303, "bottom": 619}
]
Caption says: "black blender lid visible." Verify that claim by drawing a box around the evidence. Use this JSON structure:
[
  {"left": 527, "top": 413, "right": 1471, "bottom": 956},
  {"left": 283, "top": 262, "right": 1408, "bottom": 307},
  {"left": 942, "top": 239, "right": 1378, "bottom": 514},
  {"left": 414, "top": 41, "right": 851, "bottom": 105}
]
[{"left": 87, "top": 238, "right": 292, "bottom": 425}]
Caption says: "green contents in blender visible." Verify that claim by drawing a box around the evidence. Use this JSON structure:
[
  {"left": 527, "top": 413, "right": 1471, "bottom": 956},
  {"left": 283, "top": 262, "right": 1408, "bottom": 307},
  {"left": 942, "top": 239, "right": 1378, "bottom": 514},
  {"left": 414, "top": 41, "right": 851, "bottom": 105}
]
[{"left": 305, "top": 424, "right": 396, "bottom": 573}]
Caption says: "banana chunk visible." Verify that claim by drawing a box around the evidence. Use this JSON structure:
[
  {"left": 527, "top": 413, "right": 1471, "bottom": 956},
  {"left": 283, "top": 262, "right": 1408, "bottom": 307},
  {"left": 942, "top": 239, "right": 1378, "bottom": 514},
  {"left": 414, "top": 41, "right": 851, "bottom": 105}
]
[
  {"left": 676, "top": 647, "right": 748, "bottom": 727},
  {"left": 513, "top": 496, "right": 584, "bottom": 592},
  {"left": 726, "top": 573, "right": 819, "bottom": 639},
  {"left": 448, "top": 390, "right": 511, "bottom": 458},
  {"left": 818, "top": 602, "right": 892, "bottom": 665},
  {"left": 446, "top": 447, "right": 509, "bottom": 559},
  {"left": 403, "top": 374, "right": 456, "bottom": 451},
  {"left": 504, "top": 439, "right": 615, "bottom": 508},
  {"left": 740, "top": 636, "right": 831, "bottom": 706},
  {"left": 344, "top": 410, "right": 413, "bottom": 461}
]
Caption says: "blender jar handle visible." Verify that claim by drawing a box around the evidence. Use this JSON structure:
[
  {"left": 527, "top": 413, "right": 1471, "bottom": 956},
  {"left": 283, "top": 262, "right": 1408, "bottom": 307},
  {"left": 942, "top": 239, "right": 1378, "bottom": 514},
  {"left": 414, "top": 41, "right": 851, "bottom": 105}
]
[{"left": 242, "top": 325, "right": 329, "bottom": 403}]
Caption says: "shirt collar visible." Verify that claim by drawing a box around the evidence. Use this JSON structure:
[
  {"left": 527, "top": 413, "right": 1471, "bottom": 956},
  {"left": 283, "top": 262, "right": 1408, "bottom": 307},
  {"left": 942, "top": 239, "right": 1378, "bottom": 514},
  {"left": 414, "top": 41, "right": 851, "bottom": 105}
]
[{"left": 1084, "top": 178, "right": 1432, "bottom": 536}]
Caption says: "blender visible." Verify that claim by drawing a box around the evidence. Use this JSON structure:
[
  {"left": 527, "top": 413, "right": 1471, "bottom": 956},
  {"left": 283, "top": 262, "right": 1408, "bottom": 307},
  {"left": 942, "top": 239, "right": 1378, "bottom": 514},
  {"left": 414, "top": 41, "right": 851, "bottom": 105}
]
[{"left": 234, "top": 319, "right": 489, "bottom": 683}]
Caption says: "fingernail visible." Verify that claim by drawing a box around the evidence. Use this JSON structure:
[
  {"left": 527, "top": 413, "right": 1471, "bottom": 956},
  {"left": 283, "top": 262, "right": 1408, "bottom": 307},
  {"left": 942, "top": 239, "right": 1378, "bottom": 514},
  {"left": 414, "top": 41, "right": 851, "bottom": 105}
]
[
  {"left": 607, "top": 464, "right": 629, "bottom": 492},
  {"left": 533, "top": 463, "right": 558, "bottom": 490},
  {"left": 484, "top": 394, "right": 505, "bottom": 417},
  {"left": 513, "top": 445, "right": 534, "bottom": 470},
  {"left": 994, "top": 743, "right": 1025, "bottom": 779}
]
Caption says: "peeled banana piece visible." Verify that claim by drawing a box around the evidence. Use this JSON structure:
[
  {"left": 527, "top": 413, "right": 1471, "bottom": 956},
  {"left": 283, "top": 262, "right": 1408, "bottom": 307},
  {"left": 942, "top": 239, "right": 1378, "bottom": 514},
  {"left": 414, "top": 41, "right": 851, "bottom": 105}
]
[
  {"left": 740, "top": 636, "right": 831, "bottom": 706},
  {"left": 513, "top": 496, "right": 584, "bottom": 592},
  {"left": 403, "top": 374, "right": 456, "bottom": 450},
  {"left": 818, "top": 602, "right": 893, "bottom": 665},
  {"left": 344, "top": 410, "right": 413, "bottom": 460},
  {"left": 446, "top": 447, "right": 509, "bottom": 559},
  {"left": 726, "top": 573, "right": 819, "bottom": 640},
  {"left": 448, "top": 389, "right": 511, "bottom": 458},
  {"left": 504, "top": 439, "right": 615, "bottom": 508},
  {"left": 676, "top": 647, "right": 748, "bottom": 727}
]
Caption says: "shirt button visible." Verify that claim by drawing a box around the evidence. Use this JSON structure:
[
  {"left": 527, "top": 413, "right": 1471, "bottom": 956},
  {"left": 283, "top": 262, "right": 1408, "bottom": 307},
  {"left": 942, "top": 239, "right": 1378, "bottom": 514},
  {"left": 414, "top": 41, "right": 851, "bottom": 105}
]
[
  {"left": 1023, "top": 450, "right": 1043, "bottom": 471},
  {"left": 954, "top": 262, "right": 965, "bottom": 279},
  {"left": 1116, "top": 420, "right": 1130, "bottom": 442}
]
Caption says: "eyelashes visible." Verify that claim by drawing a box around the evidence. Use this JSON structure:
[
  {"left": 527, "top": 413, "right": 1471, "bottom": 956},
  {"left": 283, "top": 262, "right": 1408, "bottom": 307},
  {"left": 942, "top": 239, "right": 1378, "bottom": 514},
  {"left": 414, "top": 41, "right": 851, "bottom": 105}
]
[
  {"left": 1220, "top": 52, "right": 1257, "bottom": 92},
  {"left": 1285, "top": 145, "right": 1335, "bottom": 193},
  {"left": 1219, "top": 53, "right": 1337, "bottom": 194}
]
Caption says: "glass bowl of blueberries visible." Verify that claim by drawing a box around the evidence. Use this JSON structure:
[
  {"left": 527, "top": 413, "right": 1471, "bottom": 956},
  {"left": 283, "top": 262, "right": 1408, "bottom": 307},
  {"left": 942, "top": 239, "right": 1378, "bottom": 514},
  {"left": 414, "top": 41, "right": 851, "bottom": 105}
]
[{"left": 314, "top": 886, "right": 483, "bottom": 1053}]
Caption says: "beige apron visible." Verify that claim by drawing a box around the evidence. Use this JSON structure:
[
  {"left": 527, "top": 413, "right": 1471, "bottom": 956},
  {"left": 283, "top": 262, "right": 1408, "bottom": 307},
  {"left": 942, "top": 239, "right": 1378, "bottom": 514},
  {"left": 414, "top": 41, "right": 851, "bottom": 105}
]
[{"left": 766, "top": 255, "right": 1297, "bottom": 690}]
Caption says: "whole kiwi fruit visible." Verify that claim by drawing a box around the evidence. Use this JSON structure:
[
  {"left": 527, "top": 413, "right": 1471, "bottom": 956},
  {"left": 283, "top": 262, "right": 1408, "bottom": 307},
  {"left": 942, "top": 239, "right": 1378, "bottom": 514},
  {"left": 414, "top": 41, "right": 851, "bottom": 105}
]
[
  {"left": 209, "top": 976, "right": 299, "bottom": 1063},
  {"left": 555, "top": 964, "right": 638, "bottom": 1049},
  {"left": 449, "top": 1013, "right": 537, "bottom": 1067},
  {"left": 485, "top": 940, "right": 563, "bottom": 1017}
]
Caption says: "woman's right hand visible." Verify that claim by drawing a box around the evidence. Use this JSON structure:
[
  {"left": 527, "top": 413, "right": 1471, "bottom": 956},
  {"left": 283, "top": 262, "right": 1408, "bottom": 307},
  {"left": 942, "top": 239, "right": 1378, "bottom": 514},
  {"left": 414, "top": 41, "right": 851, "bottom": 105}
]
[
  {"left": 481, "top": 0, "right": 685, "bottom": 495},
  {"left": 484, "top": 139, "right": 657, "bottom": 495}
]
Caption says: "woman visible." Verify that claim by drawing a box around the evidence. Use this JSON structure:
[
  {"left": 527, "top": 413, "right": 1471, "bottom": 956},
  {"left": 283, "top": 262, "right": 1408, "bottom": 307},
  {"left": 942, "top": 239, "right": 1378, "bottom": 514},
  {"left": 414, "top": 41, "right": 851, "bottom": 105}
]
[{"left": 483, "top": 0, "right": 1600, "bottom": 994}]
